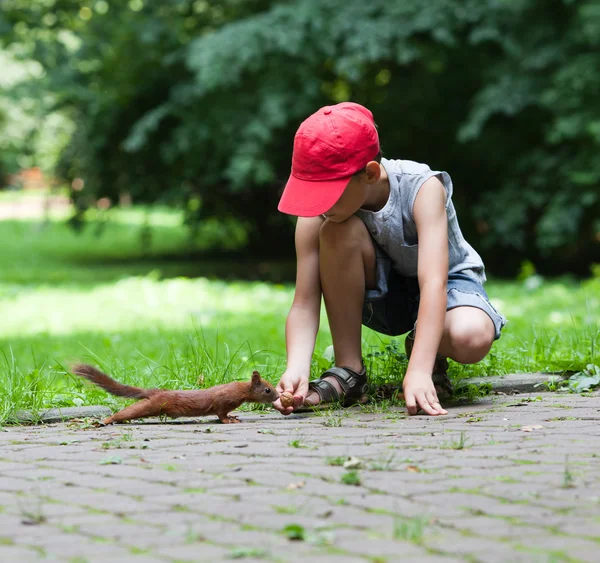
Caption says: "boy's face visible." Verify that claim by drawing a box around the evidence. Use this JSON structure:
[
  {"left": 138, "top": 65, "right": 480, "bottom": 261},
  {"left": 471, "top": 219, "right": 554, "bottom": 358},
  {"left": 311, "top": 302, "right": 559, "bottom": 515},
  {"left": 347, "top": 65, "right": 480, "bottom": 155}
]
[
  {"left": 322, "top": 161, "right": 382, "bottom": 223},
  {"left": 322, "top": 176, "right": 368, "bottom": 223}
]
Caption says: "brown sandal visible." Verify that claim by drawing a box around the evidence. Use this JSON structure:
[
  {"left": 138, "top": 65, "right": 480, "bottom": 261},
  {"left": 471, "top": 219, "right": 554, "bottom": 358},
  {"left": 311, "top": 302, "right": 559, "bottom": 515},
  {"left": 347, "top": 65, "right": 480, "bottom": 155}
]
[{"left": 294, "top": 366, "right": 370, "bottom": 412}]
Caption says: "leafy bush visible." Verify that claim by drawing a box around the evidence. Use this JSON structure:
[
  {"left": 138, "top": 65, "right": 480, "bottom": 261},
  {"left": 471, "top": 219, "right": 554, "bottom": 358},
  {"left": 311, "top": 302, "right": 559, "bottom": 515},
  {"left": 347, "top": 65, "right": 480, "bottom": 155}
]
[{"left": 1, "top": 0, "right": 598, "bottom": 272}]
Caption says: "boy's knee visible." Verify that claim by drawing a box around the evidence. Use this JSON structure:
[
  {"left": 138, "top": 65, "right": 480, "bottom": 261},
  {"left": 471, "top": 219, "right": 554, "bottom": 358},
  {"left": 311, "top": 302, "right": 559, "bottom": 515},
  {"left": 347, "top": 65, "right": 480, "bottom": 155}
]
[
  {"left": 319, "top": 216, "right": 368, "bottom": 249},
  {"left": 448, "top": 323, "right": 494, "bottom": 364}
]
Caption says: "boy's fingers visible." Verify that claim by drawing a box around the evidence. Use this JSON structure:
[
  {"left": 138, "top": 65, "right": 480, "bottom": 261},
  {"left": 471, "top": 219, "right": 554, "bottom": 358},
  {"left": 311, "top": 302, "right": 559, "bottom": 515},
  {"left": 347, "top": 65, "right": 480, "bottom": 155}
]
[
  {"left": 405, "top": 393, "right": 418, "bottom": 415},
  {"left": 276, "top": 382, "right": 294, "bottom": 397},
  {"left": 426, "top": 391, "right": 448, "bottom": 415},
  {"left": 296, "top": 380, "right": 309, "bottom": 397},
  {"left": 272, "top": 399, "right": 285, "bottom": 413},
  {"left": 426, "top": 391, "right": 442, "bottom": 413},
  {"left": 419, "top": 403, "right": 438, "bottom": 416},
  {"left": 273, "top": 400, "right": 294, "bottom": 415},
  {"left": 416, "top": 392, "right": 439, "bottom": 416}
]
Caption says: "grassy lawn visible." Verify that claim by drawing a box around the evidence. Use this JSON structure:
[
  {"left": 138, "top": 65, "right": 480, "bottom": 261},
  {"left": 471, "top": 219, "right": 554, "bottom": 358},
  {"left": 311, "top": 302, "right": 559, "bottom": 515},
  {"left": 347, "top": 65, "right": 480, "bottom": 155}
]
[{"left": 0, "top": 202, "right": 598, "bottom": 422}]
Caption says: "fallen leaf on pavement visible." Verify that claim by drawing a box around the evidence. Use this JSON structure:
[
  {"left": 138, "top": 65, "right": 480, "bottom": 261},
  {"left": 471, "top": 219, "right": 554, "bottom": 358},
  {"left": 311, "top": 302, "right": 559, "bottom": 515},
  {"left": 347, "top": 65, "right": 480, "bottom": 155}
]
[
  {"left": 522, "top": 424, "right": 544, "bottom": 432},
  {"left": 343, "top": 457, "right": 364, "bottom": 470},
  {"left": 286, "top": 481, "right": 306, "bottom": 490}
]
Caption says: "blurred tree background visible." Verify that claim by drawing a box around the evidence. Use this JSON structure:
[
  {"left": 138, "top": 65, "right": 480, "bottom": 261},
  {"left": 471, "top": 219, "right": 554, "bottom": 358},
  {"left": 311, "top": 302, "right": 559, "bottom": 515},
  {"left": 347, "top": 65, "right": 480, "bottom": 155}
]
[{"left": 0, "top": 0, "right": 599, "bottom": 276}]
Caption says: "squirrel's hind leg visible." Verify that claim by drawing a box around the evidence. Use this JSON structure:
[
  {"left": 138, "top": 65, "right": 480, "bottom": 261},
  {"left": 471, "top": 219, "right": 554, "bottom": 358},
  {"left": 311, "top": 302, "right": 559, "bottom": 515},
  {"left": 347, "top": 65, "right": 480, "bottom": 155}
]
[{"left": 104, "top": 400, "right": 159, "bottom": 424}]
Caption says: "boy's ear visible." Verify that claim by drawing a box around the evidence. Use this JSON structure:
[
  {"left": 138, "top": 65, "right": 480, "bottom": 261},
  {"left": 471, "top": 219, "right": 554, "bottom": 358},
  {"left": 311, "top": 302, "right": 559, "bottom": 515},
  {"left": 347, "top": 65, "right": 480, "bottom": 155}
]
[
  {"left": 251, "top": 370, "right": 261, "bottom": 385},
  {"left": 365, "top": 161, "right": 381, "bottom": 183}
]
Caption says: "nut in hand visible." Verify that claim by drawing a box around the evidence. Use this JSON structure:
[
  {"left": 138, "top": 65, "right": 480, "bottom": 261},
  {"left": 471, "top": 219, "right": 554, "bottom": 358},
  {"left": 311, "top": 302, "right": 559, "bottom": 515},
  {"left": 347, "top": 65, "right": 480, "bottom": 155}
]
[{"left": 280, "top": 392, "right": 294, "bottom": 408}]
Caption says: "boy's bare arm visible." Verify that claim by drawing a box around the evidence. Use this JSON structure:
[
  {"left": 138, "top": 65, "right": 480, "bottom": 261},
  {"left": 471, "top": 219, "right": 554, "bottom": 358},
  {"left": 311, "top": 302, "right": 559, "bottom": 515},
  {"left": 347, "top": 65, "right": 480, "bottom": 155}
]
[
  {"left": 286, "top": 216, "right": 323, "bottom": 373},
  {"left": 274, "top": 217, "right": 323, "bottom": 414},
  {"left": 403, "top": 176, "right": 449, "bottom": 415}
]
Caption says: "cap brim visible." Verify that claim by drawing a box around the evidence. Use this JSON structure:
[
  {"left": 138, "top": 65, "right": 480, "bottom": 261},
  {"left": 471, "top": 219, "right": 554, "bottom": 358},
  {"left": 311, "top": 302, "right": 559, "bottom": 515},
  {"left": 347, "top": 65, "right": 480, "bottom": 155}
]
[{"left": 277, "top": 173, "right": 350, "bottom": 217}]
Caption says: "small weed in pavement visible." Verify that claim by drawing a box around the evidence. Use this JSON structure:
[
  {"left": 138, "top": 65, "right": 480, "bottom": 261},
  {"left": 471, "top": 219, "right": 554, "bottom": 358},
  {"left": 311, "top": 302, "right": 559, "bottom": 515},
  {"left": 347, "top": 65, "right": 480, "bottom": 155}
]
[
  {"left": 326, "top": 456, "right": 346, "bottom": 466},
  {"left": 230, "top": 547, "right": 269, "bottom": 559},
  {"left": 289, "top": 439, "right": 308, "bottom": 449},
  {"left": 323, "top": 415, "right": 343, "bottom": 427},
  {"left": 282, "top": 523, "right": 305, "bottom": 541},
  {"left": 393, "top": 516, "right": 429, "bottom": 544},
  {"left": 273, "top": 505, "right": 298, "bottom": 515},
  {"left": 368, "top": 453, "right": 396, "bottom": 471},
  {"left": 443, "top": 432, "right": 468, "bottom": 450},
  {"left": 562, "top": 456, "right": 575, "bottom": 489},
  {"left": 341, "top": 470, "right": 361, "bottom": 486}
]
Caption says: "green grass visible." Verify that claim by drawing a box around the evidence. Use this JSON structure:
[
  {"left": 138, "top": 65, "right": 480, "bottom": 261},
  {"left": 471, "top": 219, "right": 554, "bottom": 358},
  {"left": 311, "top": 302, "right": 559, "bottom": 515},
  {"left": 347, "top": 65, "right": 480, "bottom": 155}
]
[
  {"left": 0, "top": 198, "right": 598, "bottom": 422},
  {"left": 392, "top": 516, "right": 429, "bottom": 544},
  {"left": 0, "top": 202, "right": 251, "bottom": 286}
]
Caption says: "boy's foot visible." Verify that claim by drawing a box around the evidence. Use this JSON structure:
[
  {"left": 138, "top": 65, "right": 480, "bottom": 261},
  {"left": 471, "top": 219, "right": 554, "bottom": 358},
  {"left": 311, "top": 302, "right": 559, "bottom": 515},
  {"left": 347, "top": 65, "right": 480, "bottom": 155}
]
[
  {"left": 404, "top": 331, "right": 453, "bottom": 396},
  {"left": 302, "top": 366, "right": 369, "bottom": 409}
]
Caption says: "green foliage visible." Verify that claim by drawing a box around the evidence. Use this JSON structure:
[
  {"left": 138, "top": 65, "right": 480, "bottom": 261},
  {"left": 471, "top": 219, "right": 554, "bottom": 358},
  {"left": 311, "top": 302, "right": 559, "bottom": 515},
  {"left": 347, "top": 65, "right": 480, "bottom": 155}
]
[
  {"left": 0, "top": 49, "right": 72, "bottom": 179},
  {"left": 452, "top": 382, "right": 493, "bottom": 402},
  {"left": 458, "top": 0, "right": 600, "bottom": 271},
  {"left": 1, "top": 0, "right": 599, "bottom": 270},
  {"left": 568, "top": 364, "right": 600, "bottom": 393}
]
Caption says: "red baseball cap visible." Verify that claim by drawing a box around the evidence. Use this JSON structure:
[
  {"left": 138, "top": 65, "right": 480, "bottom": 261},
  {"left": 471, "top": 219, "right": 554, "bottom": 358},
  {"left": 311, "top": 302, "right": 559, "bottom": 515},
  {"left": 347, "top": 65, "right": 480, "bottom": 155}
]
[{"left": 277, "top": 102, "right": 380, "bottom": 217}]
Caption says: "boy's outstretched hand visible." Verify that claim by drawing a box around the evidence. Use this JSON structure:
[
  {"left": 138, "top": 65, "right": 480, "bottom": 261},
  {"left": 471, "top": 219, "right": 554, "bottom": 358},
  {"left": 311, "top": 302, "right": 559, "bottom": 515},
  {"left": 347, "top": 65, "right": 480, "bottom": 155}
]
[
  {"left": 402, "top": 370, "right": 448, "bottom": 416},
  {"left": 273, "top": 370, "right": 308, "bottom": 415}
]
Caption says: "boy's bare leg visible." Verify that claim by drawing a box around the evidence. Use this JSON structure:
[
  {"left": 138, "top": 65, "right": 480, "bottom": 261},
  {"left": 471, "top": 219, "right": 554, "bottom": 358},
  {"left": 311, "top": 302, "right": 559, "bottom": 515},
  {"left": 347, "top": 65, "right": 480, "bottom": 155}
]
[
  {"left": 437, "top": 306, "right": 495, "bottom": 363},
  {"left": 302, "top": 219, "right": 495, "bottom": 407},
  {"left": 304, "top": 217, "right": 376, "bottom": 406}
]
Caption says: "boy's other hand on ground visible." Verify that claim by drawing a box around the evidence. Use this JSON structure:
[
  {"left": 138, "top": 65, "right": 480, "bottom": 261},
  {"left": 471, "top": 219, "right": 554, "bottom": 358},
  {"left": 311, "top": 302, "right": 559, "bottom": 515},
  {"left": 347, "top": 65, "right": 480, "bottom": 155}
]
[
  {"left": 273, "top": 370, "right": 309, "bottom": 415},
  {"left": 402, "top": 370, "right": 448, "bottom": 416}
]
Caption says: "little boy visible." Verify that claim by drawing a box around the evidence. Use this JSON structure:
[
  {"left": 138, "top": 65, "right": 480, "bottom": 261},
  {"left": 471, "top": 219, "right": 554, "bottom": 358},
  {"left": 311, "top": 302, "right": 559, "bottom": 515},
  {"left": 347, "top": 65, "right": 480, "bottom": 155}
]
[{"left": 273, "top": 102, "right": 506, "bottom": 416}]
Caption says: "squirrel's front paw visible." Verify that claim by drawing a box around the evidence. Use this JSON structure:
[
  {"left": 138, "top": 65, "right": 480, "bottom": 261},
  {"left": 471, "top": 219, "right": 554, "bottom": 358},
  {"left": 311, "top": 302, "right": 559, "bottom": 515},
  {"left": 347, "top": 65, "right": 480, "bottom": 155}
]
[{"left": 219, "top": 415, "right": 240, "bottom": 424}]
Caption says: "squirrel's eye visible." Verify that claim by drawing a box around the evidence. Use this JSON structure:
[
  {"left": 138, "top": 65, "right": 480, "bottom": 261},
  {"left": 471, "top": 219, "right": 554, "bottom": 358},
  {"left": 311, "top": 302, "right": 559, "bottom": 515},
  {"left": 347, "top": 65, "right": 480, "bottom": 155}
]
[{"left": 265, "top": 388, "right": 271, "bottom": 393}]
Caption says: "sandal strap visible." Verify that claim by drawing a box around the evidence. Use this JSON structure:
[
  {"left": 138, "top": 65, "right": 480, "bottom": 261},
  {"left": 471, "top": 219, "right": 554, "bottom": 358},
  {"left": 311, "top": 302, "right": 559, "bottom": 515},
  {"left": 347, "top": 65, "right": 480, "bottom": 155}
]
[
  {"left": 310, "top": 378, "right": 341, "bottom": 403},
  {"left": 324, "top": 366, "right": 366, "bottom": 394},
  {"left": 309, "top": 365, "right": 368, "bottom": 405}
]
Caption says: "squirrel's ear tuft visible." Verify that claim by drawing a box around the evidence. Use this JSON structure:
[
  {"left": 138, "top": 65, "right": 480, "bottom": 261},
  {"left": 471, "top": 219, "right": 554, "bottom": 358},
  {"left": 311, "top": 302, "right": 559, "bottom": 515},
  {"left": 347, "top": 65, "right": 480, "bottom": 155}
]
[{"left": 251, "top": 370, "right": 261, "bottom": 384}]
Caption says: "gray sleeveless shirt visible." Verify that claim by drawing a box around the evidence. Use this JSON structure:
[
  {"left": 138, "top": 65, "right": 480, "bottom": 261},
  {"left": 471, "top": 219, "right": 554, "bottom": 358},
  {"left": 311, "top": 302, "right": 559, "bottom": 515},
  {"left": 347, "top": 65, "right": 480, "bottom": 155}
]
[{"left": 356, "top": 158, "right": 486, "bottom": 283}]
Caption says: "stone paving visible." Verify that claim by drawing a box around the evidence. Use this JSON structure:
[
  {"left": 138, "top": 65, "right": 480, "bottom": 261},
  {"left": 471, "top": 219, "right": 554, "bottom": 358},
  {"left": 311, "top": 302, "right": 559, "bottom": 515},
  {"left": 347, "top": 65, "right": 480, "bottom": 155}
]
[{"left": 1, "top": 391, "right": 599, "bottom": 563}]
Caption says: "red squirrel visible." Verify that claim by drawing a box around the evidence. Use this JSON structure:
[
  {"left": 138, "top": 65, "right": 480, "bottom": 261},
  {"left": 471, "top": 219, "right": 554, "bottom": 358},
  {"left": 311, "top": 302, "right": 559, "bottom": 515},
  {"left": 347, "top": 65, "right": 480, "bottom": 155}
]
[{"left": 71, "top": 364, "right": 279, "bottom": 425}]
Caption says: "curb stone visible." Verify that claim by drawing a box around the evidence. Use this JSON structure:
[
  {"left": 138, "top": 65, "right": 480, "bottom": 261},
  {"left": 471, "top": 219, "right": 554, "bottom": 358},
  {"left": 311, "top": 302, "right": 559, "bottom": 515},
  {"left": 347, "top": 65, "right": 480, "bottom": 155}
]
[
  {"left": 461, "top": 372, "right": 568, "bottom": 394},
  {"left": 11, "top": 406, "right": 112, "bottom": 424}
]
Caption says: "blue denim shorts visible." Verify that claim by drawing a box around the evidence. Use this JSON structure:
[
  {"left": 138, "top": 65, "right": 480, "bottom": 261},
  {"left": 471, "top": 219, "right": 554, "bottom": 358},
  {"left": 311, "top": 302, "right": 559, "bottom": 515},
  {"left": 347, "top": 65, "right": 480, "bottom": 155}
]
[{"left": 362, "top": 246, "right": 507, "bottom": 339}]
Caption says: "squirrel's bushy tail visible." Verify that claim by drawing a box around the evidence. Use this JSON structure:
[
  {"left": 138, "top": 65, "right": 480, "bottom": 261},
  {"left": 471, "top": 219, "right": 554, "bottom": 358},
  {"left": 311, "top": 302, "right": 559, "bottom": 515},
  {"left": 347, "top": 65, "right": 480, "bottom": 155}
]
[{"left": 72, "top": 364, "right": 150, "bottom": 399}]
